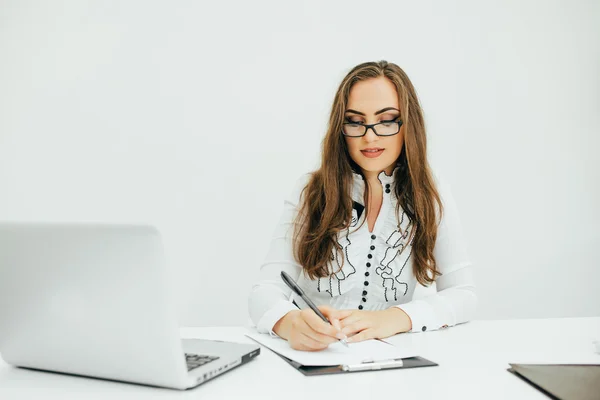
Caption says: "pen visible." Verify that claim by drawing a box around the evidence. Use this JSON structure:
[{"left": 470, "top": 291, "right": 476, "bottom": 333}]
[{"left": 280, "top": 271, "right": 349, "bottom": 347}]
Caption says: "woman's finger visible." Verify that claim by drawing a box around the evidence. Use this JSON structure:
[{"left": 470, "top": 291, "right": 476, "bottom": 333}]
[
  {"left": 298, "top": 331, "right": 329, "bottom": 351},
  {"left": 302, "top": 309, "right": 343, "bottom": 339},
  {"left": 321, "top": 306, "right": 354, "bottom": 321},
  {"left": 289, "top": 332, "right": 327, "bottom": 351},
  {"left": 341, "top": 319, "right": 370, "bottom": 336},
  {"left": 346, "top": 328, "right": 376, "bottom": 343},
  {"left": 298, "top": 316, "right": 341, "bottom": 344},
  {"left": 339, "top": 314, "right": 362, "bottom": 328}
]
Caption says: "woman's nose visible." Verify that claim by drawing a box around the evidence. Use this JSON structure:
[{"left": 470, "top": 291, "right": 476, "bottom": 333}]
[{"left": 363, "top": 126, "right": 379, "bottom": 142}]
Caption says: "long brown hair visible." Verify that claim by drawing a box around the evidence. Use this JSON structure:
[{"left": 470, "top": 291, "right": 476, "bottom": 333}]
[{"left": 292, "top": 60, "right": 443, "bottom": 286}]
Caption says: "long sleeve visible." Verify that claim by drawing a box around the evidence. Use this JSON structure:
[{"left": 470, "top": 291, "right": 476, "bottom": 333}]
[
  {"left": 396, "top": 176, "right": 477, "bottom": 332},
  {"left": 248, "top": 175, "right": 310, "bottom": 333}
]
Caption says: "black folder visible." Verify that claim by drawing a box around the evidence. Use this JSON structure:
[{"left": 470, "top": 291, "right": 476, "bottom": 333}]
[{"left": 507, "top": 364, "right": 600, "bottom": 400}]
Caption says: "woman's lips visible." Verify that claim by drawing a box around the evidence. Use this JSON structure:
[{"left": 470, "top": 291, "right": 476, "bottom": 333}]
[{"left": 360, "top": 148, "right": 384, "bottom": 158}]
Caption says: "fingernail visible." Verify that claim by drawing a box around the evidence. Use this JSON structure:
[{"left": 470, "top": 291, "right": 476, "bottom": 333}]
[{"left": 336, "top": 332, "right": 347, "bottom": 340}]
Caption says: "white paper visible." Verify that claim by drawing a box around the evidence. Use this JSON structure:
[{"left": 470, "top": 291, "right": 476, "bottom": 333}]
[{"left": 246, "top": 331, "right": 417, "bottom": 366}]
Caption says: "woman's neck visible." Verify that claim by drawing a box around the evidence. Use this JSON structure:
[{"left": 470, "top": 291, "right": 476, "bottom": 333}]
[{"left": 362, "top": 164, "right": 396, "bottom": 187}]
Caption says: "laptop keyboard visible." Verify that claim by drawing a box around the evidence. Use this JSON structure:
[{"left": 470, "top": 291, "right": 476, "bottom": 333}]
[{"left": 185, "top": 353, "right": 219, "bottom": 372}]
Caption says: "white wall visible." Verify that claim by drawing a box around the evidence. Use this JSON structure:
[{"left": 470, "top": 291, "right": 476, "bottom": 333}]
[{"left": 1, "top": 0, "right": 598, "bottom": 326}]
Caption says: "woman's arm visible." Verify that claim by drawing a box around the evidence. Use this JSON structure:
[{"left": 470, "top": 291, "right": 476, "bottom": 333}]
[
  {"left": 395, "top": 176, "right": 477, "bottom": 332},
  {"left": 247, "top": 175, "right": 310, "bottom": 334}
]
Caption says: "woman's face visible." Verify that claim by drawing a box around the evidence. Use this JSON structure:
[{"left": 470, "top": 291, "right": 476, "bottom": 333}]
[{"left": 344, "top": 76, "right": 404, "bottom": 178}]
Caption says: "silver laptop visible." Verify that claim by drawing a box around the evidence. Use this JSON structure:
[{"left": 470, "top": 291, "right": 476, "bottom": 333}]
[{"left": 0, "top": 222, "right": 260, "bottom": 390}]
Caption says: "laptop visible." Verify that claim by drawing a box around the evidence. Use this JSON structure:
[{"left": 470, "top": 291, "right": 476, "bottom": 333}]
[{"left": 0, "top": 222, "right": 260, "bottom": 390}]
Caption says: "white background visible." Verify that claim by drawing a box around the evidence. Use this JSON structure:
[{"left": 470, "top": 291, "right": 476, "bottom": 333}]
[{"left": 1, "top": 0, "right": 598, "bottom": 326}]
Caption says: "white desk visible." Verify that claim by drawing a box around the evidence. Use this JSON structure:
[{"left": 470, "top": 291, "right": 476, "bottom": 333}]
[{"left": 0, "top": 317, "right": 598, "bottom": 399}]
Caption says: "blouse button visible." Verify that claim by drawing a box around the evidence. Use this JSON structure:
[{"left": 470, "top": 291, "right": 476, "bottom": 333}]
[
  {"left": 421, "top": 326, "right": 427, "bottom": 332},
  {"left": 362, "top": 290, "right": 367, "bottom": 296},
  {"left": 371, "top": 235, "right": 376, "bottom": 240},
  {"left": 370, "top": 245, "right": 375, "bottom": 250},
  {"left": 363, "top": 281, "right": 369, "bottom": 286},
  {"left": 385, "top": 189, "right": 391, "bottom": 194},
  {"left": 362, "top": 297, "right": 367, "bottom": 302},
  {"left": 364, "top": 272, "right": 369, "bottom": 277},
  {"left": 367, "top": 254, "right": 373, "bottom": 259},
  {"left": 358, "top": 305, "right": 363, "bottom": 310},
  {"left": 366, "top": 262, "right": 371, "bottom": 268},
  {"left": 385, "top": 184, "right": 390, "bottom": 188}
]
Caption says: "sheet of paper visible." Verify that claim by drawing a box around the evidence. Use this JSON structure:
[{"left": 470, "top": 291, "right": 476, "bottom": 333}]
[{"left": 246, "top": 331, "right": 417, "bottom": 366}]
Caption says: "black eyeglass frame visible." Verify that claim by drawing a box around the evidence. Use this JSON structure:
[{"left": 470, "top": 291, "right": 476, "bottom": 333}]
[{"left": 341, "top": 119, "right": 404, "bottom": 137}]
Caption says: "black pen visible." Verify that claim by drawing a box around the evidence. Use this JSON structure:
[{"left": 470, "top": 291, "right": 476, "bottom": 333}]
[{"left": 280, "top": 271, "right": 349, "bottom": 347}]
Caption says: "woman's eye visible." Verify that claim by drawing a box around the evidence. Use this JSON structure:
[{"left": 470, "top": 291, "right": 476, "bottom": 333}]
[{"left": 380, "top": 118, "right": 398, "bottom": 126}]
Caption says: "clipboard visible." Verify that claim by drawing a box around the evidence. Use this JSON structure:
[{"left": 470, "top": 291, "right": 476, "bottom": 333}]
[
  {"left": 246, "top": 331, "right": 438, "bottom": 375},
  {"left": 273, "top": 351, "right": 438, "bottom": 376}
]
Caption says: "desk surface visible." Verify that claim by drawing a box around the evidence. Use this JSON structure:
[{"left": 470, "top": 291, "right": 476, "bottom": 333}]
[{"left": 1, "top": 317, "right": 599, "bottom": 399}]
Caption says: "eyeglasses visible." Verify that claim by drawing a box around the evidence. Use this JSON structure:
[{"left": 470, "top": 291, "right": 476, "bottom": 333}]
[{"left": 342, "top": 119, "right": 403, "bottom": 137}]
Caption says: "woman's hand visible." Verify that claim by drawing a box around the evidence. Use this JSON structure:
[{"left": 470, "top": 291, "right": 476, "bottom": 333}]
[
  {"left": 273, "top": 306, "right": 352, "bottom": 351},
  {"left": 337, "top": 307, "right": 412, "bottom": 343}
]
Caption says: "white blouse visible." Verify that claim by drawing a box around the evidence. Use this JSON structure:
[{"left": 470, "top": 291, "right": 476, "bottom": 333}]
[{"left": 248, "top": 167, "right": 477, "bottom": 334}]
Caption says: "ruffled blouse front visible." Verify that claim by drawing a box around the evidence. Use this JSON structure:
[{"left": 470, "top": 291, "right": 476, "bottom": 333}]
[{"left": 248, "top": 168, "right": 477, "bottom": 334}]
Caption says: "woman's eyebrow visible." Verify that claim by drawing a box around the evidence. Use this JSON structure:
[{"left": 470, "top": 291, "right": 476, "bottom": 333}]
[
  {"left": 345, "top": 107, "right": 400, "bottom": 116},
  {"left": 374, "top": 107, "right": 400, "bottom": 115}
]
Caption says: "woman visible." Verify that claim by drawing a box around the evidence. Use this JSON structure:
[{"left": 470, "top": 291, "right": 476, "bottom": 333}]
[{"left": 248, "top": 60, "right": 476, "bottom": 351}]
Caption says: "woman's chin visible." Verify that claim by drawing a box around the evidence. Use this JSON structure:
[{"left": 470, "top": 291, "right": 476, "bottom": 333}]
[{"left": 355, "top": 158, "right": 396, "bottom": 174}]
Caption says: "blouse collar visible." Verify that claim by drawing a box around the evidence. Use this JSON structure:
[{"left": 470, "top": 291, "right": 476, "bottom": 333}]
[
  {"left": 352, "top": 165, "right": 400, "bottom": 185},
  {"left": 351, "top": 165, "right": 401, "bottom": 193}
]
